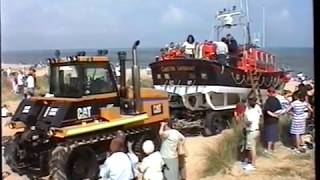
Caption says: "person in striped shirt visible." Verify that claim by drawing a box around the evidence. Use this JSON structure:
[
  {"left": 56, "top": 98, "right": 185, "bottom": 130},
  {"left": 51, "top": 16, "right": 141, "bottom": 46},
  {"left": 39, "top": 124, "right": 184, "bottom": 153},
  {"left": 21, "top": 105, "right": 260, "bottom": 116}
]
[{"left": 286, "top": 93, "right": 313, "bottom": 153}]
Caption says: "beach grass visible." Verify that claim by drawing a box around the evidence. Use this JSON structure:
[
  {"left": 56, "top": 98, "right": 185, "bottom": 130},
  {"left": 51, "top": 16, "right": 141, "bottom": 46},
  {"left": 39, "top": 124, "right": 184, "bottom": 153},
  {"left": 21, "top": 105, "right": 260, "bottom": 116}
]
[
  {"left": 1, "top": 77, "right": 21, "bottom": 103},
  {"left": 202, "top": 120, "right": 243, "bottom": 176},
  {"left": 35, "top": 74, "right": 49, "bottom": 95},
  {"left": 279, "top": 114, "right": 292, "bottom": 147}
]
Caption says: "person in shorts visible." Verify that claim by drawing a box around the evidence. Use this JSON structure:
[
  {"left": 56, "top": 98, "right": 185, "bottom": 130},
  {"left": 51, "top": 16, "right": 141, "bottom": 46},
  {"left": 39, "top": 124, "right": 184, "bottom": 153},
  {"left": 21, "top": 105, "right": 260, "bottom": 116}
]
[{"left": 243, "top": 95, "right": 262, "bottom": 171}]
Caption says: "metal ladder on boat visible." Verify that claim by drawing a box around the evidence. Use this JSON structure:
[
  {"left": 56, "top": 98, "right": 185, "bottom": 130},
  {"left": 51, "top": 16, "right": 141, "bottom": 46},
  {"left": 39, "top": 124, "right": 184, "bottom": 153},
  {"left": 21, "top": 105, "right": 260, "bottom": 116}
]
[{"left": 248, "top": 68, "right": 263, "bottom": 106}]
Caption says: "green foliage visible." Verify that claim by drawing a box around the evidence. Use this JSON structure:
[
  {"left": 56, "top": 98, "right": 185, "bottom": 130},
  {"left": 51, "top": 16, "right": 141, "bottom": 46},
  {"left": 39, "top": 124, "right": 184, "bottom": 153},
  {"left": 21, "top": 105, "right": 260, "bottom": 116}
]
[
  {"left": 35, "top": 75, "right": 49, "bottom": 95},
  {"left": 278, "top": 114, "right": 291, "bottom": 147},
  {"left": 202, "top": 119, "right": 244, "bottom": 176},
  {"left": 1, "top": 77, "right": 20, "bottom": 102},
  {"left": 202, "top": 119, "right": 267, "bottom": 176}
]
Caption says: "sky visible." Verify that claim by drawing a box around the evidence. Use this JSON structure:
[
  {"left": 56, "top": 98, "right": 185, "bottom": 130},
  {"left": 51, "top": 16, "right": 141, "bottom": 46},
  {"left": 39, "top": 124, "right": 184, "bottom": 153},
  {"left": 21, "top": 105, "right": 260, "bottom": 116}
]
[{"left": 1, "top": 0, "right": 314, "bottom": 51}]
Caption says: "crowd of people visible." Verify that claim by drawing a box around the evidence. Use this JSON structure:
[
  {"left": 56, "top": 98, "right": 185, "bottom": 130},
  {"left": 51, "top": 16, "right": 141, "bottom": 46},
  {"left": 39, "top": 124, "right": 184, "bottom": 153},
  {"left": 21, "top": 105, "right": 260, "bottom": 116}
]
[
  {"left": 99, "top": 122, "right": 186, "bottom": 180},
  {"left": 234, "top": 80, "right": 314, "bottom": 171},
  {"left": 159, "top": 34, "right": 238, "bottom": 69},
  {"left": 1, "top": 67, "right": 37, "bottom": 99}
]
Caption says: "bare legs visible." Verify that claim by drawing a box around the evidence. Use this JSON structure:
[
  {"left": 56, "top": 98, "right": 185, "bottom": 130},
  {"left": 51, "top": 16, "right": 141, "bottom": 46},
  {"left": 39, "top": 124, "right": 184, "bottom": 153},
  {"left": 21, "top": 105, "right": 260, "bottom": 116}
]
[
  {"left": 267, "top": 141, "right": 273, "bottom": 151},
  {"left": 249, "top": 149, "right": 256, "bottom": 166},
  {"left": 292, "top": 134, "right": 305, "bottom": 149}
]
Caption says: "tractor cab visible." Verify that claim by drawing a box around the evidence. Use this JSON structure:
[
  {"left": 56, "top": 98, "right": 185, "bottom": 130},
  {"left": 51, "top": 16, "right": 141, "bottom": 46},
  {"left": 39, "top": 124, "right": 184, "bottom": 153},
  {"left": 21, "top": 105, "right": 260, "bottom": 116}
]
[{"left": 47, "top": 53, "right": 117, "bottom": 98}]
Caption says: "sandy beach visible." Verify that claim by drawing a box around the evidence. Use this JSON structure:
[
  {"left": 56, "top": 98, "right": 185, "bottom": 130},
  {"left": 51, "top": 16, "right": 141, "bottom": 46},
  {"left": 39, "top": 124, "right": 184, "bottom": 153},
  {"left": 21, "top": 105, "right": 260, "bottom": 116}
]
[{"left": 1, "top": 63, "right": 314, "bottom": 180}]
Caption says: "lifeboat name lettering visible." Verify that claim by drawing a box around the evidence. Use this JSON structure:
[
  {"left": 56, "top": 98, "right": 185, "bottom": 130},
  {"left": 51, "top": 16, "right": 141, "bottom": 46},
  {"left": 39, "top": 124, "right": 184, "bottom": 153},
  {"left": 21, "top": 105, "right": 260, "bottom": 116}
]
[
  {"left": 160, "top": 66, "right": 195, "bottom": 72},
  {"left": 177, "top": 66, "right": 195, "bottom": 71},
  {"left": 161, "top": 66, "right": 176, "bottom": 72}
]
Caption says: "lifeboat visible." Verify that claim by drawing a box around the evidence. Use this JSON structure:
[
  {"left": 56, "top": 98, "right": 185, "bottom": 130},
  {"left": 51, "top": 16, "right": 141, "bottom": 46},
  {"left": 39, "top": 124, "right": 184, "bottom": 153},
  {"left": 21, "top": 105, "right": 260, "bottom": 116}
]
[{"left": 149, "top": 5, "right": 290, "bottom": 111}]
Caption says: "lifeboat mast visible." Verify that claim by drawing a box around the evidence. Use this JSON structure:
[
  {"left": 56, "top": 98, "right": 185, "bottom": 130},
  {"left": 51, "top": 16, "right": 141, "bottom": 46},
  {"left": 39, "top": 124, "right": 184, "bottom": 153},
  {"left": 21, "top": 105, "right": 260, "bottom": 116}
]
[
  {"left": 213, "top": 0, "right": 263, "bottom": 104},
  {"left": 213, "top": 0, "right": 253, "bottom": 47}
]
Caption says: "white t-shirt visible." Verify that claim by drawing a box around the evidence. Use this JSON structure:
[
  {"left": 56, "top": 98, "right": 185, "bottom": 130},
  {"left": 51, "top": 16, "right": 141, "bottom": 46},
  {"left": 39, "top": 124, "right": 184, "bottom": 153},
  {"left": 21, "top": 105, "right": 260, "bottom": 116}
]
[
  {"left": 1, "top": 107, "right": 10, "bottom": 117},
  {"left": 182, "top": 42, "right": 196, "bottom": 55},
  {"left": 27, "top": 75, "right": 35, "bottom": 88},
  {"left": 7, "top": 68, "right": 11, "bottom": 76},
  {"left": 17, "top": 74, "right": 24, "bottom": 85},
  {"left": 99, "top": 152, "right": 134, "bottom": 180},
  {"left": 244, "top": 104, "right": 262, "bottom": 131},
  {"left": 139, "top": 151, "right": 164, "bottom": 180},
  {"left": 115, "top": 66, "right": 121, "bottom": 77},
  {"left": 160, "top": 129, "right": 185, "bottom": 159},
  {"left": 213, "top": 41, "right": 228, "bottom": 55}
]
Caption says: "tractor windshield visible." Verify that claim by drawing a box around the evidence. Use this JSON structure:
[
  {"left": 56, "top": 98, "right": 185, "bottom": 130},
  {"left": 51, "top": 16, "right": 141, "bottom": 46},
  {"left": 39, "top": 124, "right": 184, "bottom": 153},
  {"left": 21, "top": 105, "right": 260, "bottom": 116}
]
[
  {"left": 50, "top": 63, "right": 117, "bottom": 97},
  {"left": 83, "top": 66, "right": 116, "bottom": 95},
  {"left": 50, "top": 65, "right": 83, "bottom": 97}
]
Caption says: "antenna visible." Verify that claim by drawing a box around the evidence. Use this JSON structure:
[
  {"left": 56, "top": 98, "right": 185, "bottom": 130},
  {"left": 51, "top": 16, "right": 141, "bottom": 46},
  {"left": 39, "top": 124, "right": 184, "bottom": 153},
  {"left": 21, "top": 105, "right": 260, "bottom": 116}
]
[
  {"left": 262, "top": 6, "right": 266, "bottom": 48},
  {"left": 245, "top": 0, "right": 251, "bottom": 44},
  {"left": 245, "top": 0, "right": 250, "bottom": 22}
]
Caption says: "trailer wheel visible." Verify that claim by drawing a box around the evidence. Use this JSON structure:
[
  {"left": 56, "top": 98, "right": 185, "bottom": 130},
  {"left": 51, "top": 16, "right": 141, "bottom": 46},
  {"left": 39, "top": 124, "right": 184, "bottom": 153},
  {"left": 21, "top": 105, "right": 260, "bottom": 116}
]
[
  {"left": 49, "top": 145, "right": 98, "bottom": 180},
  {"left": 170, "top": 109, "right": 182, "bottom": 120},
  {"left": 203, "top": 112, "right": 226, "bottom": 136}
]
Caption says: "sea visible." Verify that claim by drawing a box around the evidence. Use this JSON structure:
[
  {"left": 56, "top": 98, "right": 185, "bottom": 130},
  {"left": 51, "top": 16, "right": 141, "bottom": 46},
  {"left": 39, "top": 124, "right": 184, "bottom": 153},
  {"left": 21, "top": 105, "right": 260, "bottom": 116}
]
[{"left": 1, "top": 47, "right": 314, "bottom": 78}]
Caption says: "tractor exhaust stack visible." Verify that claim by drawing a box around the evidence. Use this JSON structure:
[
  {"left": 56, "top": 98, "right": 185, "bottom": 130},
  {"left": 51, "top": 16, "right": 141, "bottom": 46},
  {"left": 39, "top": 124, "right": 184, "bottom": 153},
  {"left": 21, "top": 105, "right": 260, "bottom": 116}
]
[{"left": 132, "top": 40, "right": 143, "bottom": 114}]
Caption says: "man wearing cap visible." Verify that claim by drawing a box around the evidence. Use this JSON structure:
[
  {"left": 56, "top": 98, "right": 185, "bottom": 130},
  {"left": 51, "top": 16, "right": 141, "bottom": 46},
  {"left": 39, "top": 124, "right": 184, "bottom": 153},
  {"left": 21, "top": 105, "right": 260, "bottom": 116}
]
[
  {"left": 263, "top": 87, "right": 282, "bottom": 154},
  {"left": 242, "top": 93, "right": 262, "bottom": 171}
]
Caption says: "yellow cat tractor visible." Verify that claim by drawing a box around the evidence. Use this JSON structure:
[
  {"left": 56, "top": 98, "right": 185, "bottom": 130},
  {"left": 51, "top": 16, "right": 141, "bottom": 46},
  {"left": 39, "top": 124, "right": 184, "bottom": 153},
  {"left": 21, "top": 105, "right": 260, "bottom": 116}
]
[{"left": 3, "top": 41, "right": 169, "bottom": 179}]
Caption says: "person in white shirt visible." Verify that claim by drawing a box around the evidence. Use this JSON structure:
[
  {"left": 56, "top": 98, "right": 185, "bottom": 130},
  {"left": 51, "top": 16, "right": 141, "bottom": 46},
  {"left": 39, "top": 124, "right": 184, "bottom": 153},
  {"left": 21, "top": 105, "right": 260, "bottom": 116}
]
[
  {"left": 17, "top": 70, "right": 25, "bottom": 95},
  {"left": 116, "top": 130, "right": 139, "bottom": 178},
  {"left": 6, "top": 67, "right": 11, "bottom": 77},
  {"left": 26, "top": 73, "right": 35, "bottom": 98},
  {"left": 115, "top": 63, "right": 121, "bottom": 83},
  {"left": 159, "top": 122, "right": 185, "bottom": 180},
  {"left": 139, "top": 140, "right": 164, "bottom": 180},
  {"left": 10, "top": 75, "right": 18, "bottom": 94},
  {"left": 213, "top": 40, "right": 229, "bottom": 55},
  {"left": 213, "top": 38, "right": 229, "bottom": 73},
  {"left": 243, "top": 95, "right": 262, "bottom": 171},
  {"left": 182, "top": 35, "right": 196, "bottom": 58},
  {"left": 99, "top": 137, "right": 135, "bottom": 180}
]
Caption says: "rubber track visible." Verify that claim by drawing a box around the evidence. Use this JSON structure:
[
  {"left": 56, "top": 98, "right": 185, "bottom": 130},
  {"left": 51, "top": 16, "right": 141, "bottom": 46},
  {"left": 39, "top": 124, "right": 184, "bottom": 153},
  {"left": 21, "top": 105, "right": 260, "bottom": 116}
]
[{"left": 49, "top": 146, "right": 69, "bottom": 180}]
